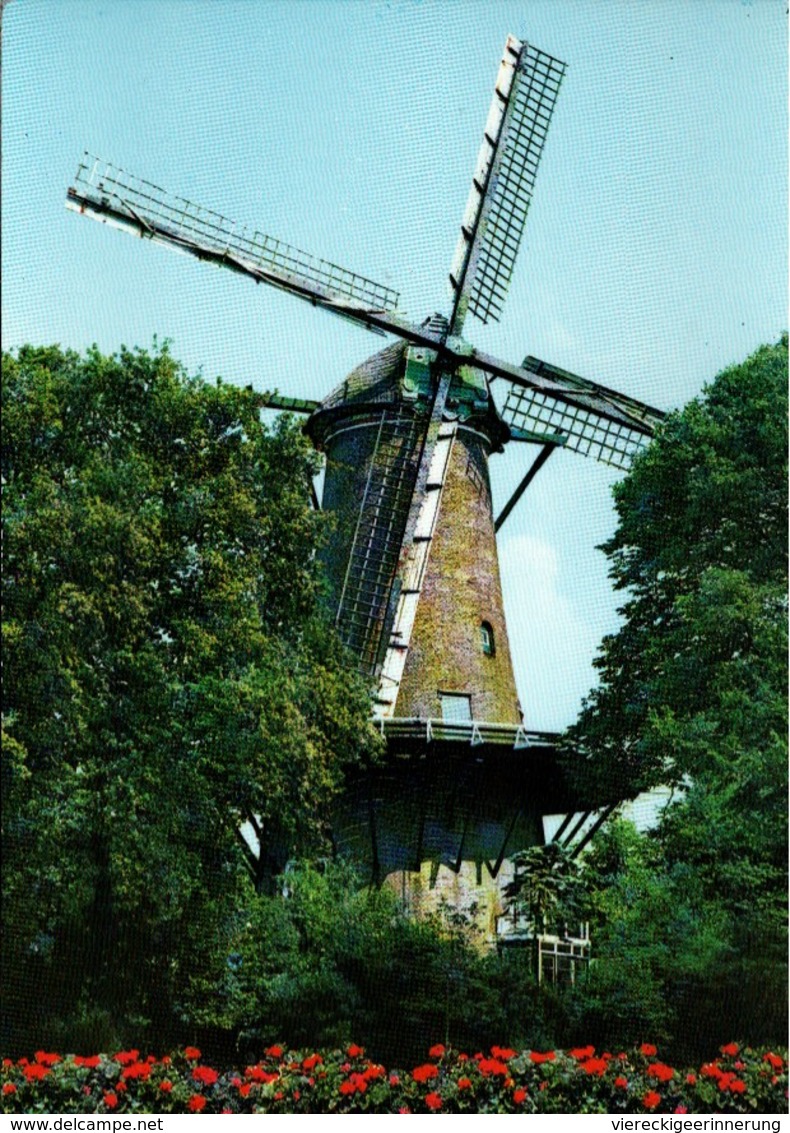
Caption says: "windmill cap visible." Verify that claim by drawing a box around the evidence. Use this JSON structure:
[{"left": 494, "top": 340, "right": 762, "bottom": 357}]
[{"left": 305, "top": 340, "right": 510, "bottom": 452}]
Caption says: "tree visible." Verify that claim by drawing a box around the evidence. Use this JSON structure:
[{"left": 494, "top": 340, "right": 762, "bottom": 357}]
[
  {"left": 563, "top": 337, "right": 788, "bottom": 1053},
  {"left": 566, "top": 336, "right": 787, "bottom": 801},
  {"left": 2, "top": 342, "right": 380, "bottom": 1052}
]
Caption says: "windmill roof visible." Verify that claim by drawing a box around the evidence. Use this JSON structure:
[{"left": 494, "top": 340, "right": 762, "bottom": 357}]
[
  {"left": 305, "top": 337, "right": 510, "bottom": 453},
  {"left": 318, "top": 340, "right": 408, "bottom": 413}
]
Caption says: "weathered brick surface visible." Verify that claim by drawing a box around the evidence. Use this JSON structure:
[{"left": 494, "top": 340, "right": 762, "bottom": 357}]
[
  {"left": 397, "top": 425, "right": 521, "bottom": 723},
  {"left": 307, "top": 343, "right": 521, "bottom": 721},
  {"left": 385, "top": 858, "right": 519, "bottom": 947}
]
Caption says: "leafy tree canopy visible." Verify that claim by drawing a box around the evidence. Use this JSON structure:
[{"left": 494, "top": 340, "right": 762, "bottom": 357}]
[
  {"left": 2, "top": 342, "right": 380, "bottom": 1050},
  {"left": 561, "top": 337, "right": 788, "bottom": 1055},
  {"left": 565, "top": 335, "right": 787, "bottom": 803}
]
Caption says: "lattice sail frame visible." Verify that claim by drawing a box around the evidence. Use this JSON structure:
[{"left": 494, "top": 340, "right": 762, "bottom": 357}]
[
  {"left": 449, "top": 38, "right": 566, "bottom": 333},
  {"left": 500, "top": 384, "right": 650, "bottom": 469},
  {"left": 468, "top": 44, "right": 565, "bottom": 325},
  {"left": 67, "top": 154, "right": 400, "bottom": 312}
]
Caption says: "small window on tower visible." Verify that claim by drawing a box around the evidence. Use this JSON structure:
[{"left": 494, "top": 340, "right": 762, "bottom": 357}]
[
  {"left": 480, "top": 621, "right": 495, "bottom": 656},
  {"left": 440, "top": 693, "right": 472, "bottom": 723}
]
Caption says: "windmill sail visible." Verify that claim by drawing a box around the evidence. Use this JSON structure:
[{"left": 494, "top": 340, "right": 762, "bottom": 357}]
[
  {"left": 498, "top": 356, "right": 665, "bottom": 470},
  {"left": 449, "top": 38, "right": 566, "bottom": 334},
  {"left": 66, "top": 154, "right": 399, "bottom": 319}
]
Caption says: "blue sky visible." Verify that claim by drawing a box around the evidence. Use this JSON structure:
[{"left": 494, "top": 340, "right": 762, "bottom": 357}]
[{"left": 3, "top": 0, "right": 786, "bottom": 729}]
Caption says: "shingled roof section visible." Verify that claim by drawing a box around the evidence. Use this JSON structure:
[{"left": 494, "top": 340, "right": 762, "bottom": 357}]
[{"left": 318, "top": 340, "right": 408, "bottom": 413}]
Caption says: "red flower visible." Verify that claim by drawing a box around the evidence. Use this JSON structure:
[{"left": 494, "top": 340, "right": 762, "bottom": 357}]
[
  {"left": 34, "top": 1051, "right": 61, "bottom": 1067},
  {"left": 389, "top": 1074, "right": 400, "bottom": 1086},
  {"left": 363, "top": 1065, "right": 385, "bottom": 1081},
  {"left": 640, "top": 1044, "right": 658, "bottom": 1058},
  {"left": 121, "top": 1061, "right": 151, "bottom": 1080},
  {"left": 265, "top": 1045, "right": 283, "bottom": 1059},
  {"left": 647, "top": 1062, "right": 674, "bottom": 1083},
  {"left": 413, "top": 1063, "right": 439, "bottom": 1083},
  {"left": 429, "top": 1043, "right": 446, "bottom": 1059},
  {"left": 764, "top": 1052, "right": 784, "bottom": 1070},
  {"left": 721, "top": 1043, "right": 739, "bottom": 1057},
  {"left": 302, "top": 1054, "right": 323, "bottom": 1071},
  {"left": 238, "top": 1084, "right": 252, "bottom": 1098},
  {"left": 675, "top": 1105, "right": 688, "bottom": 1114},
  {"left": 701, "top": 1063, "right": 723, "bottom": 1079},
  {"left": 160, "top": 1081, "right": 173, "bottom": 1093},
  {"left": 23, "top": 1064, "right": 50, "bottom": 1082},
  {"left": 339, "top": 1080, "right": 357, "bottom": 1096},
  {"left": 686, "top": 1073, "right": 697, "bottom": 1085},
  {"left": 245, "top": 1065, "right": 277, "bottom": 1084},
  {"left": 580, "top": 1058, "right": 608, "bottom": 1077},
  {"left": 114, "top": 1049, "right": 140, "bottom": 1066},
  {"left": 529, "top": 1051, "right": 555, "bottom": 1064},
  {"left": 513, "top": 1088, "right": 527, "bottom": 1104},
  {"left": 74, "top": 1055, "right": 101, "bottom": 1069},
  {"left": 347, "top": 1044, "right": 364, "bottom": 1059},
  {"left": 188, "top": 1094, "right": 207, "bottom": 1112},
  {"left": 478, "top": 1058, "right": 509, "bottom": 1077},
  {"left": 491, "top": 1046, "right": 517, "bottom": 1060},
  {"left": 103, "top": 1093, "right": 118, "bottom": 1110},
  {"left": 184, "top": 1047, "right": 202, "bottom": 1061},
  {"left": 570, "top": 1045, "right": 596, "bottom": 1061},
  {"left": 193, "top": 1065, "right": 219, "bottom": 1086},
  {"left": 2, "top": 1059, "right": 13, "bottom": 1068},
  {"left": 614, "top": 1077, "right": 628, "bottom": 1089},
  {"left": 643, "top": 1091, "right": 661, "bottom": 1110},
  {"left": 2, "top": 1084, "right": 17, "bottom": 1096},
  {"left": 115, "top": 1081, "right": 127, "bottom": 1093},
  {"left": 728, "top": 1079, "right": 747, "bottom": 1094},
  {"left": 457, "top": 1077, "right": 472, "bottom": 1090},
  {"left": 425, "top": 1092, "right": 442, "bottom": 1111},
  {"left": 399, "top": 1107, "right": 411, "bottom": 1114}
]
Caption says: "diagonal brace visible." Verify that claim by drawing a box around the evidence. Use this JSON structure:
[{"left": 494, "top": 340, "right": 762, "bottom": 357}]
[{"left": 494, "top": 442, "right": 557, "bottom": 532}]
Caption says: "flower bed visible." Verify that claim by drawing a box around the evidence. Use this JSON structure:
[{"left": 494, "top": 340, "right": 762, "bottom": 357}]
[{"left": 2, "top": 1042, "right": 786, "bottom": 1114}]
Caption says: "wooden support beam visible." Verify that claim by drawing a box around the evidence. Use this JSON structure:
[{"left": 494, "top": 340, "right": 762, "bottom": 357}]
[
  {"left": 488, "top": 805, "right": 523, "bottom": 878},
  {"left": 494, "top": 443, "right": 556, "bottom": 532},
  {"left": 560, "top": 811, "right": 592, "bottom": 848},
  {"left": 570, "top": 803, "right": 618, "bottom": 858},
  {"left": 549, "top": 811, "right": 575, "bottom": 844}
]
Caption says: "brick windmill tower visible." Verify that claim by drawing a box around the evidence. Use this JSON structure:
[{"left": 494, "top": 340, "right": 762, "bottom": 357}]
[{"left": 67, "top": 35, "right": 664, "bottom": 940}]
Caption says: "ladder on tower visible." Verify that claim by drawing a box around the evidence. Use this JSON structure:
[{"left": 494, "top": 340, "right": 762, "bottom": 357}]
[
  {"left": 335, "top": 407, "right": 425, "bottom": 674},
  {"left": 374, "top": 413, "right": 457, "bottom": 717}
]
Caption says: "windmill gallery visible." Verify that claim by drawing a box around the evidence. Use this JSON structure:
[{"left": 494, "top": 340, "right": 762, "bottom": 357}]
[{"left": 66, "top": 34, "right": 665, "bottom": 954}]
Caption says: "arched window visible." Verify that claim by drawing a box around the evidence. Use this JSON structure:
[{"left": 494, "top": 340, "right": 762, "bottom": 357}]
[{"left": 480, "top": 621, "right": 495, "bottom": 656}]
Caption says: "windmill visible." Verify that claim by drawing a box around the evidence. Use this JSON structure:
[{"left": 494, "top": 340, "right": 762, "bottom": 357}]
[{"left": 66, "top": 35, "right": 664, "bottom": 939}]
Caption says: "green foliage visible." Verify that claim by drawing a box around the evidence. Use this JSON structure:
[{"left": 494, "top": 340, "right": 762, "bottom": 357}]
[
  {"left": 179, "top": 859, "right": 522, "bottom": 1068},
  {"left": 504, "top": 844, "right": 585, "bottom": 933},
  {"left": 562, "top": 338, "right": 788, "bottom": 1056},
  {"left": 2, "top": 343, "right": 380, "bottom": 1053},
  {"left": 566, "top": 335, "right": 787, "bottom": 799}
]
